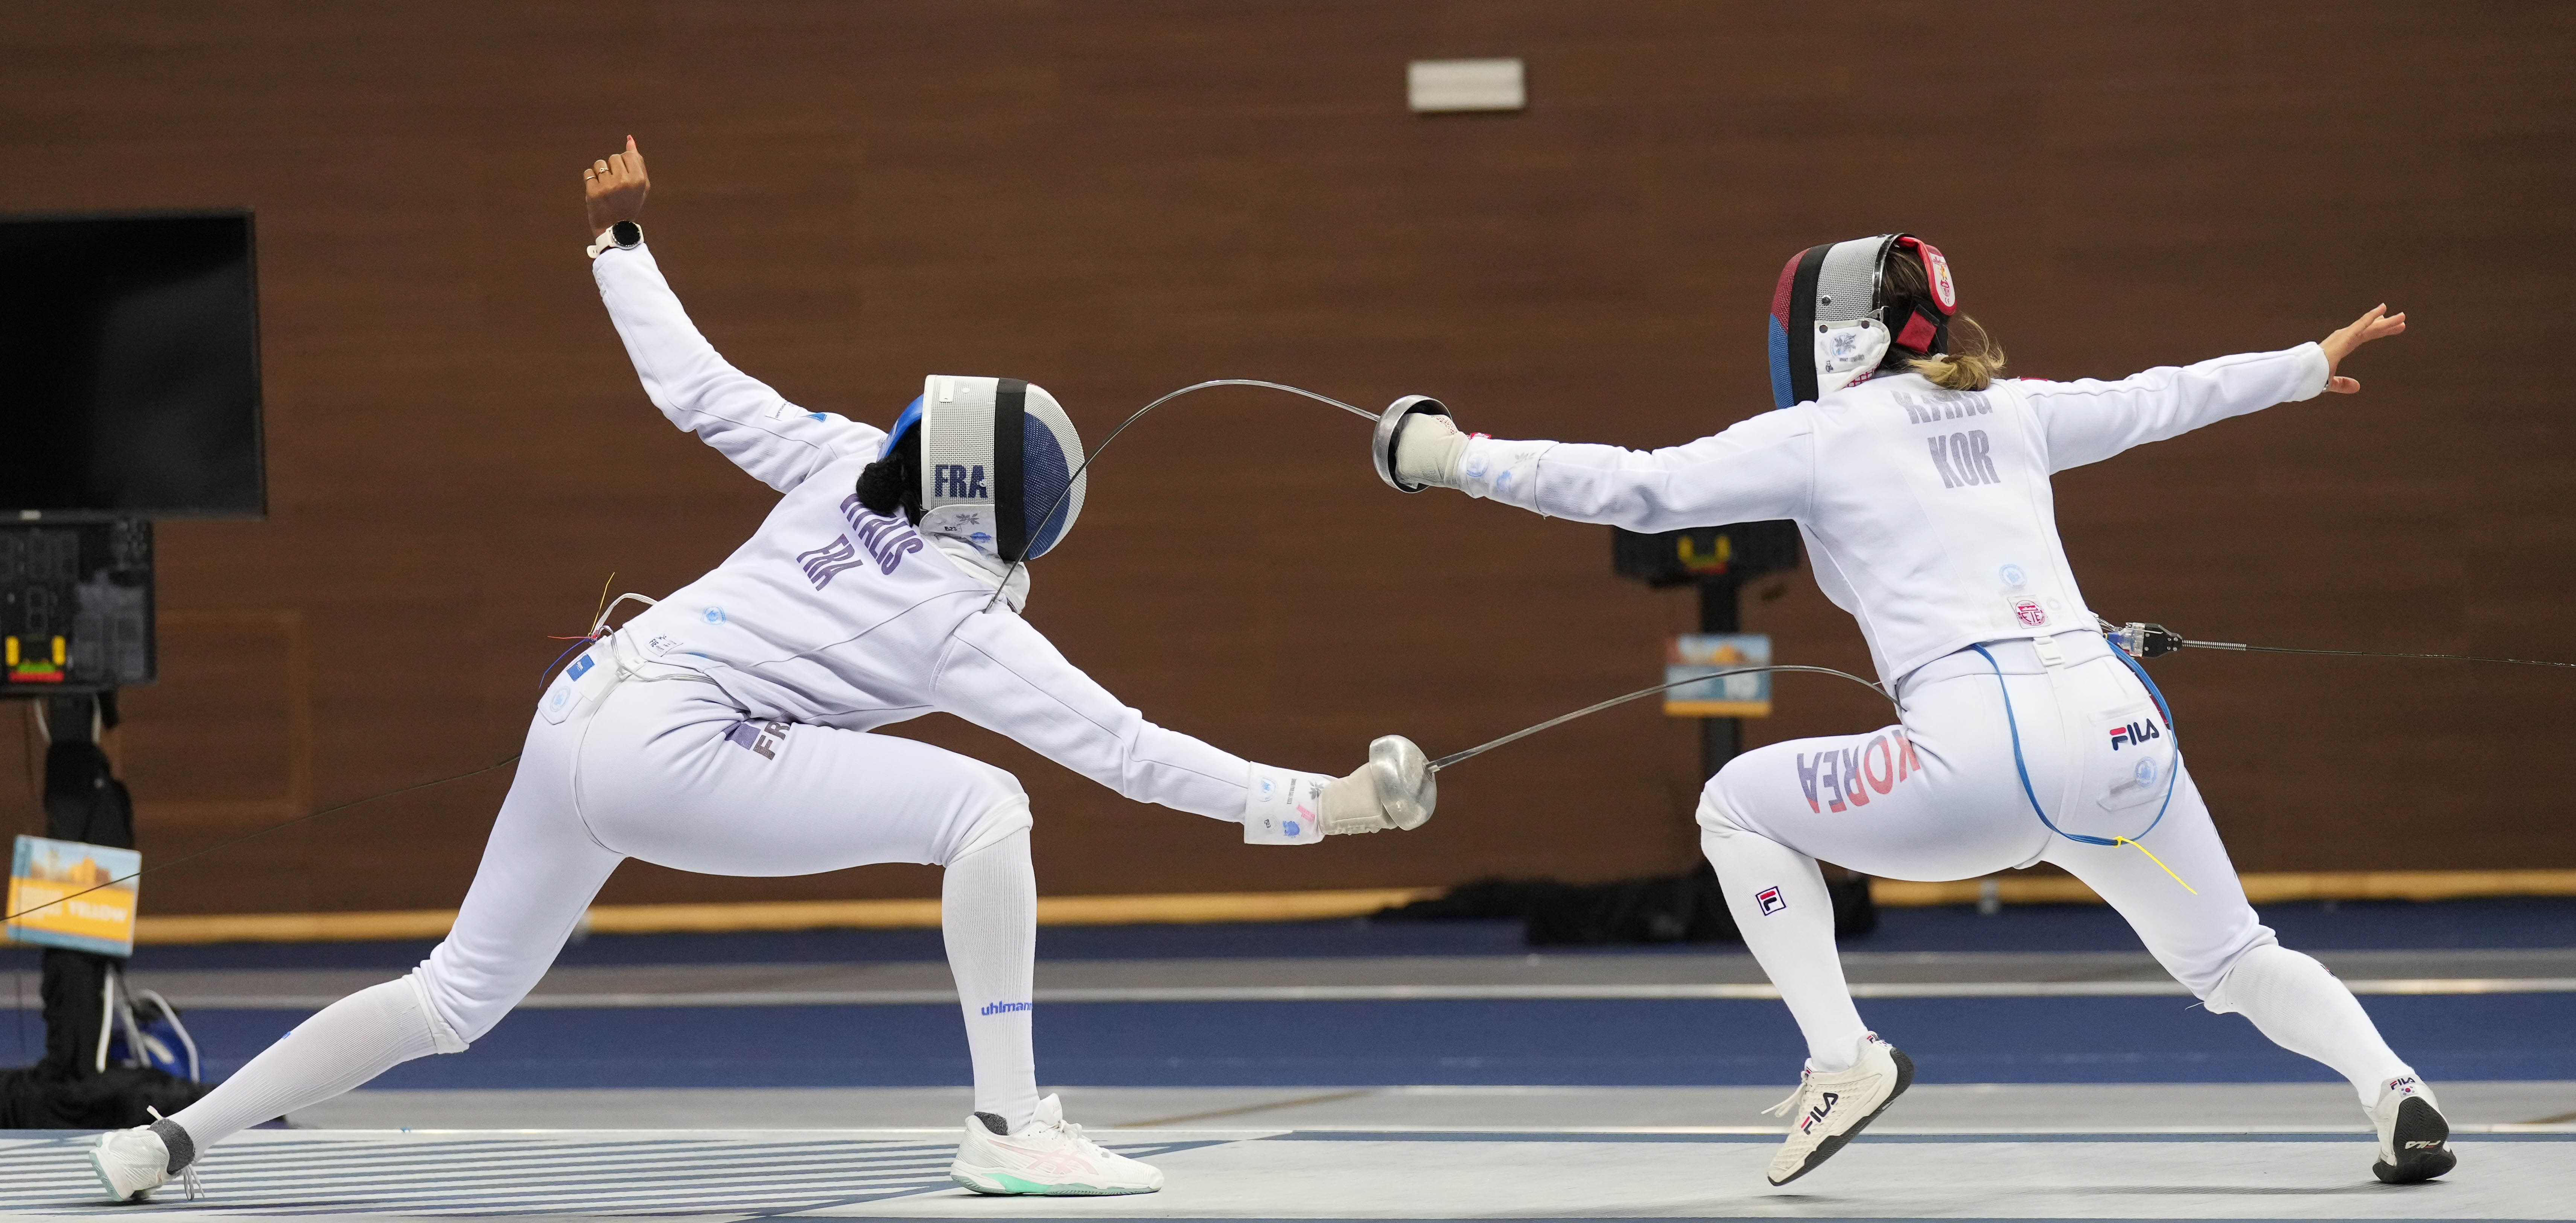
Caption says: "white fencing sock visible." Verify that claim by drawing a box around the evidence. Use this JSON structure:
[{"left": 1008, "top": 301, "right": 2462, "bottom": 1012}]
[
  {"left": 2206, "top": 943, "right": 2413, "bottom": 1106},
  {"left": 943, "top": 827, "right": 1039, "bottom": 1131},
  {"left": 1700, "top": 822, "right": 1871, "bottom": 1072},
  {"left": 168, "top": 973, "right": 462, "bottom": 1161}
]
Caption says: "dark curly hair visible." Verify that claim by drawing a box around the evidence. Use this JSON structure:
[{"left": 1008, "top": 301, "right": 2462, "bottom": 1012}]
[{"left": 853, "top": 426, "right": 924, "bottom": 524}]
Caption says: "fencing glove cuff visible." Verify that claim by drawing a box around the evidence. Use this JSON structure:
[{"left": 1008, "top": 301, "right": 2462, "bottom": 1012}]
[
  {"left": 1375, "top": 395, "right": 1469, "bottom": 492},
  {"left": 1240, "top": 737, "right": 1436, "bottom": 845}
]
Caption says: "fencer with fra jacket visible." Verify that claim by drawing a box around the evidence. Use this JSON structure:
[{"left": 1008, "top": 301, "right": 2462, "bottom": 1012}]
[
  {"left": 1387, "top": 330, "right": 2445, "bottom": 1185},
  {"left": 84, "top": 230, "right": 1432, "bottom": 1204}
]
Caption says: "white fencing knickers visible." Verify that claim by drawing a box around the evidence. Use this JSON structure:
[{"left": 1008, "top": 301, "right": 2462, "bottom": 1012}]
[
  {"left": 169, "top": 635, "right": 1037, "bottom": 1152},
  {"left": 1696, "top": 629, "right": 2414, "bottom": 1100}
]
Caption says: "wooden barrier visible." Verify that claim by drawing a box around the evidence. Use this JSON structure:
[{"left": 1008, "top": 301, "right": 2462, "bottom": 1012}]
[{"left": 132, "top": 887, "right": 1446, "bottom": 945}]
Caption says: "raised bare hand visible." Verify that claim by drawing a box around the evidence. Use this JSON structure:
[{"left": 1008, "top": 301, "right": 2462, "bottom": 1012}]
[
  {"left": 583, "top": 135, "right": 650, "bottom": 236},
  {"left": 2319, "top": 304, "right": 2406, "bottom": 394}
]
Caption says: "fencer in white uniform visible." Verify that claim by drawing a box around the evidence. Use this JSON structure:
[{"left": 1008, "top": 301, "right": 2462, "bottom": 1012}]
[
  {"left": 1376, "top": 233, "right": 2446, "bottom": 1187},
  {"left": 90, "top": 139, "right": 1435, "bottom": 1203}
]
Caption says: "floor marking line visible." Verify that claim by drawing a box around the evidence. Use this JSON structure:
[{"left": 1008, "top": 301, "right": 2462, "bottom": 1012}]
[
  {"left": 1126, "top": 1088, "right": 1382, "bottom": 1128},
  {"left": 109, "top": 975, "right": 2576, "bottom": 1009}
]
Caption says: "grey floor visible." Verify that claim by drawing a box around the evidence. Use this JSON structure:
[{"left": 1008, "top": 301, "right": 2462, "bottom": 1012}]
[
  {"left": 289, "top": 1080, "right": 2576, "bottom": 1132},
  {"left": 38, "top": 945, "right": 2565, "bottom": 1216},
  {"left": 5, "top": 1126, "right": 2569, "bottom": 1220}
]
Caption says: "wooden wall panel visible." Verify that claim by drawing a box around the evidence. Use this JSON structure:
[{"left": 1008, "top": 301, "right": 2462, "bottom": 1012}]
[{"left": 0, "top": 2, "right": 2568, "bottom": 914}]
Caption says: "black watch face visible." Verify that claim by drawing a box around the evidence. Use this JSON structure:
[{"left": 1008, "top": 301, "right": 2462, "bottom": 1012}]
[{"left": 612, "top": 220, "right": 641, "bottom": 247}]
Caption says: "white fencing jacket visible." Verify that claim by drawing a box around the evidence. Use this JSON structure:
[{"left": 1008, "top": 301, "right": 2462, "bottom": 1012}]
[
  {"left": 588, "top": 243, "right": 1322, "bottom": 841},
  {"left": 1455, "top": 347, "right": 2331, "bottom": 686}
]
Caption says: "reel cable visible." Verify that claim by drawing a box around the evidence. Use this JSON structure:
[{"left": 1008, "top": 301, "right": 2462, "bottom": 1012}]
[{"left": 2106, "top": 620, "right": 2576, "bottom": 670}]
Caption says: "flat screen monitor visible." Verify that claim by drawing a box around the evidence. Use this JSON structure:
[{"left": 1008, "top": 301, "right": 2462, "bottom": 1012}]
[{"left": 0, "top": 210, "right": 264, "bottom": 519}]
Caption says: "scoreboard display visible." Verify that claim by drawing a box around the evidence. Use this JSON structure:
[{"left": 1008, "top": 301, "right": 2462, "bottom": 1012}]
[{"left": 0, "top": 522, "right": 154, "bottom": 692}]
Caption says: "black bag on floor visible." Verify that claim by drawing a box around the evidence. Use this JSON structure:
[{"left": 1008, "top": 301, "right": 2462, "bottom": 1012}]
[{"left": 1378, "top": 861, "right": 1877, "bottom": 947}]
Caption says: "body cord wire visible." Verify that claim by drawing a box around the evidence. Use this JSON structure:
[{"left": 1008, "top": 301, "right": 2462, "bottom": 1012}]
[
  {"left": 981, "top": 380, "right": 1379, "bottom": 613},
  {"left": 1972, "top": 643, "right": 2193, "bottom": 892},
  {"left": 2184, "top": 641, "right": 2576, "bottom": 669},
  {"left": 1427, "top": 664, "right": 1892, "bottom": 772}
]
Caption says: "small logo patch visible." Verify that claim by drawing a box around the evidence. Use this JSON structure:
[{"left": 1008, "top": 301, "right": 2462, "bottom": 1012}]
[
  {"left": 1756, "top": 886, "right": 1788, "bottom": 917},
  {"left": 1920, "top": 242, "right": 1957, "bottom": 311},
  {"left": 724, "top": 719, "right": 791, "bottom": 760},
  {"left": 566, "top": 655, "right": 595, "bottom": 681},
  {"left": 2012, "top": 599, "right": 2048, "bottom": 627},
  {"left": 2108, "top": 719, "right": 2164, "bottom": 751}
]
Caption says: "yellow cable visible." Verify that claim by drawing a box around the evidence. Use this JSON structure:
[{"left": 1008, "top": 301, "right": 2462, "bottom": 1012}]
[
  {"left": 589, "top": 571, "right": 616, "bottom": 634},
  {"left": 2116, "top": 836, "right": 2197, "bottom": 894}
]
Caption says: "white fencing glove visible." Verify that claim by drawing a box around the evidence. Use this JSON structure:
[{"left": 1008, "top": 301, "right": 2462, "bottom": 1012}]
[
  {"left": 1242, "top": 736, "right": 1437, "bottom": 845},
  {"left": 1372, "top": 395, "right": 1468, "bottom": 493}
]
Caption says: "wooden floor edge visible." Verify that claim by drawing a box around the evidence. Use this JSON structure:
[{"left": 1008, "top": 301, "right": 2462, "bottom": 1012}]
[
  {"left": 1869, "top": 869, "right": 2576, "bottom": 908},
  {"left": 121, "top": 872, "right": 2576, "bottom": 945},
  {"left": 130, "top": 887, "right": 1447, "bottom": 945}
]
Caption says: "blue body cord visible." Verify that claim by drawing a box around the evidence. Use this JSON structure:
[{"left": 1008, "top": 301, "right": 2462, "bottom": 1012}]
[{"left": 1971, "top": 640, "right": 2180, "bottom": 848}]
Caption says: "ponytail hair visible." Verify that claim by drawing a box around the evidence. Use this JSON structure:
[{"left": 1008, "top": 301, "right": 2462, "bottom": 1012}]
[
  {"left": 1909, "top": 314, "right": 2006, "bottom": 391},
  {"left": 855, "top": 425, "right": 924, "bottom": 524},
  {"left": 1879, "top": 247, "right": 2006, "bottom": 391}
]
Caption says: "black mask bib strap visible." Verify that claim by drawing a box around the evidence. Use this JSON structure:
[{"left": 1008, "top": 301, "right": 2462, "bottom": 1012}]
[{"left": 993, "top": 378, "right": 1029, "bottom": 562}]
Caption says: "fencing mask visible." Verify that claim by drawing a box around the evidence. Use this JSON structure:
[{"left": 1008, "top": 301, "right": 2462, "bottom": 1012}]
[
  {"left": 1767, "top": 234, "right": 1958, "bottom": 409},
  {"left": 878, "top": 375, "right": 1087, "bottom": 561}
]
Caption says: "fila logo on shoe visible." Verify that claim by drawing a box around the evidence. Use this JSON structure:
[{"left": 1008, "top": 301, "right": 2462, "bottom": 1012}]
[
  {"left": 2387, "top": 1076, "right": 2422, "bottom": 1095},
  {"left": 1799, "top": 1091, "right": 1840, "bottom": 1134}
]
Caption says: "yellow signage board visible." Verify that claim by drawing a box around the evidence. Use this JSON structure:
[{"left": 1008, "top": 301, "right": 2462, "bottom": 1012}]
[
  {"left": 1664, "top": 633, "right": 1774, "bottom": 718},
  {"left": 6, "top": 835, "right": 140, "bottom": 957}
]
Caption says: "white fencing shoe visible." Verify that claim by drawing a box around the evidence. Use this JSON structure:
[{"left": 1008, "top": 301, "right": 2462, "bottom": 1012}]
[
  {"left": 2368, "top": 1075, "right": 2455, "bottom": 1184},
  {"left": 90, "top": 1127, "right": 169, "bottom": 1201},
  {"left": 1760, "top": 1033, "right": 1914, "bottom": 1186},
  {"left": 949, "top": 1094, "right": 1164, "bottom": 1196}
]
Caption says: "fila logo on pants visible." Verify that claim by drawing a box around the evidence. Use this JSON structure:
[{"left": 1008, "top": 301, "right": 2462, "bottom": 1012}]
[
  {"left": 1796, "top": 731, "right": 1923, "bottom": 813},
  {"left": 1756, "top": 886, "right": 1788, "bottom": 917},
  {"left": 2109, "top": 719, "right": 2164, "bottom": 750}
]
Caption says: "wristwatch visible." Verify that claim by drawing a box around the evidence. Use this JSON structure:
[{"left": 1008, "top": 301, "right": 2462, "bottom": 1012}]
[{"left": 585, "top": 220, "right": 642, "bottom": 260}]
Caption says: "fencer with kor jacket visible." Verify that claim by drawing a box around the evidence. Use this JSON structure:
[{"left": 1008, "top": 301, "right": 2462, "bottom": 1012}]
[{"left": 1408, "top": 344, "right": 2429, "bottom": 1121}]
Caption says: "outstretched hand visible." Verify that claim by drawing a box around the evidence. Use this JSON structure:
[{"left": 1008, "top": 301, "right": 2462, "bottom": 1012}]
[
  {"left": 2319, "top": 304, "right": 2406, "bottom": 394},
  {"left": 583, "top": 135, "right": 650, "bottom": 236}
]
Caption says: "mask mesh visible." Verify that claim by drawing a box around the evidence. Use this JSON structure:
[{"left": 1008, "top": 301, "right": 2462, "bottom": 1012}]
[
  {"left": 1813, "top": 238, "right": 1890, "bottom": 326},
  {"left": 920, "top": 377, "right": 999, "bottom": 518},
  {"left": 1018, "top": 387, "right": 1085, "bottom": 558}
]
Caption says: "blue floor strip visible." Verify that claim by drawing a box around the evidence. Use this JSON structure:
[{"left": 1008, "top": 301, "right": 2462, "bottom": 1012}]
[
  {"left": 173, "top": 992, "right": 2576, "bottom": 1089},
  {"left": 63, "top": 896, "right": 2576, "bottom": 973}
]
